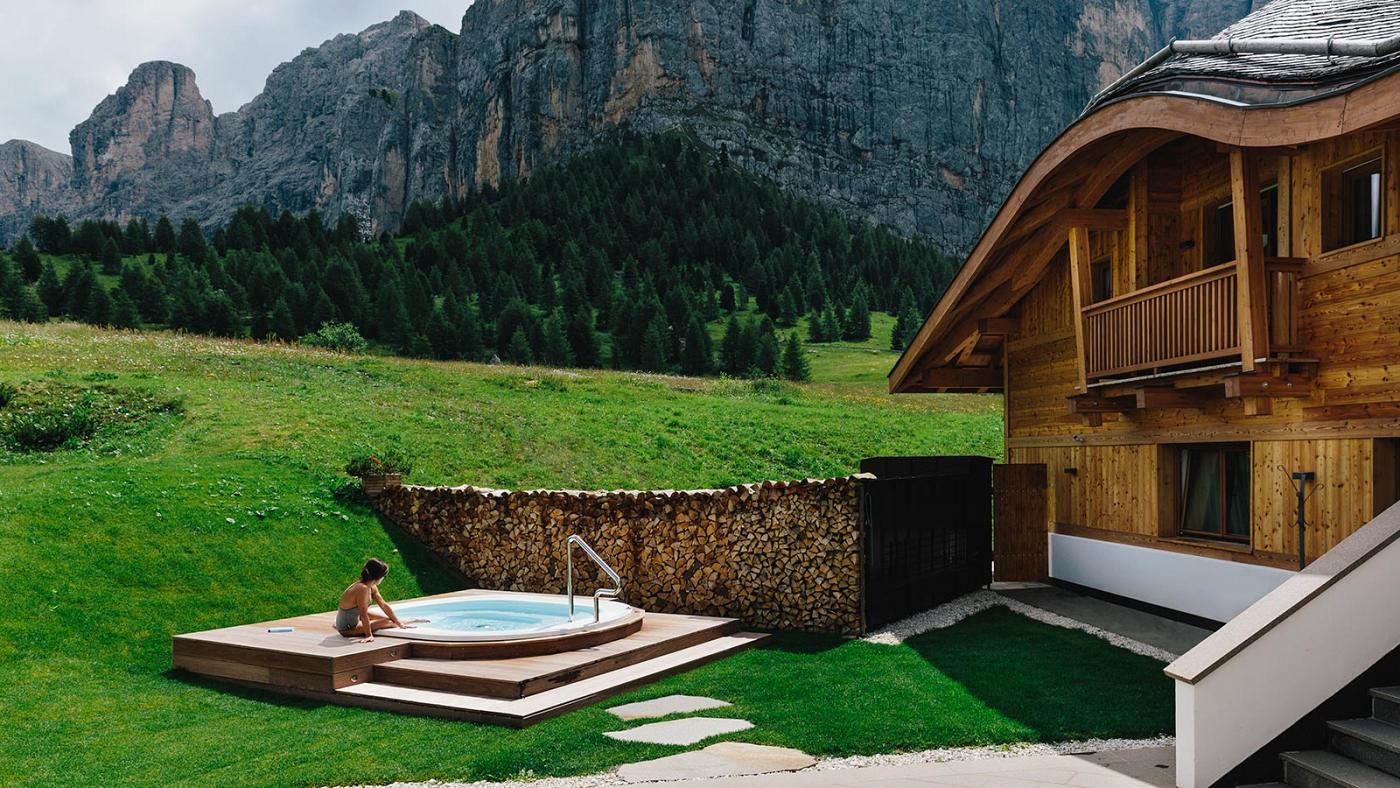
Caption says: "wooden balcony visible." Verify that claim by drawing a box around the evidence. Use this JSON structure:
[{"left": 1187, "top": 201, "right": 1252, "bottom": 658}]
[{"left": 1081, "top": 258, "right": 1305, "bottom": 382}]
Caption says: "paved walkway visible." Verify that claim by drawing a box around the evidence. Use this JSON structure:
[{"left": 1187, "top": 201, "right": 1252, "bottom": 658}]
[
  {"left": 656, "top": 746, "right": 1176, "bottom": 787},
  {"left": 994, "top": 583, "right": 1212, "bottom": 656}
]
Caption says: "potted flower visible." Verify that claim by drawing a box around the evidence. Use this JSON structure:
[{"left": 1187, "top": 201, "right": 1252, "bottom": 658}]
[{"left": 345, "top": 447, "right": 413, "bottom": 496}]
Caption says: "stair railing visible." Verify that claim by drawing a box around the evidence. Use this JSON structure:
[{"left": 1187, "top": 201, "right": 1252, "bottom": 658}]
[{"left": 565, "top": 534, "right": 622, "bottom": 623}]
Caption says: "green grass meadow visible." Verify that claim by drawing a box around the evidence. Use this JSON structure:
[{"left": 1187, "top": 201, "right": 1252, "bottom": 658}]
[{"left": 0, "top": 322, "right": 1174, "bottom": 786}]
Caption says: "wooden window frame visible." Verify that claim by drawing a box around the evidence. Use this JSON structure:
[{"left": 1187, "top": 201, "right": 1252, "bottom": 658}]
[
  {"left": 1322, "top": 149, "right": 1385, "bottom": 253},
  {"left": 1201, "top": 182, "right": 1280, "bottom": 268},
  {"left": 1175, "top": 442, "right": 1252, "bottom": 545}
]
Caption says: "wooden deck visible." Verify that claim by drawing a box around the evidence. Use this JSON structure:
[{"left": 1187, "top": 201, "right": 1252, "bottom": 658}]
[{"left": 172, "top": 590, "right": 767, "bottom": 727}]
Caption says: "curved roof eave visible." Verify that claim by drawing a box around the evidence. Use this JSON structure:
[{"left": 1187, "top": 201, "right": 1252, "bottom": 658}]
[{"left": 888, "top": 67, "right": 1400, "bottom": 394}]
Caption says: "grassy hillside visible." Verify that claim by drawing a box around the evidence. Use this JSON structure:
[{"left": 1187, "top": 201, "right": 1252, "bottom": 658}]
[{"left": 0, "top": 322, "right": 1172, "bottom": 787}]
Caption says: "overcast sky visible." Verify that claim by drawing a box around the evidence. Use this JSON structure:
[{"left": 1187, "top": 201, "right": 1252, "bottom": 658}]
[{"left": 0, "top": 1, "right": 471, "bottom": 154}]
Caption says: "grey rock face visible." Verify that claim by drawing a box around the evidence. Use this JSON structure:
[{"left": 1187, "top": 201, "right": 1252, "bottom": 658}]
[
  {"left": 453, "top": 0, "right": 1256, "bottom": 252},
  {"left": 0, "top": 1, "right": 1255, "bottom": 251},
  {"left": 0, "top": 140, "right": 74, "bottom": 241}
]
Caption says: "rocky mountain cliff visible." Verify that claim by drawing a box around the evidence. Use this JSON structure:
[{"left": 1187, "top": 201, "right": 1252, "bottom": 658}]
[{"left": 0, "top": 1, "right": 1260, "bottom": 251}]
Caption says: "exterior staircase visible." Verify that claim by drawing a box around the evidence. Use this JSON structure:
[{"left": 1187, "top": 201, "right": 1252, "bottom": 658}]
[{"left": 1248, "top": 687, "right": 1400, "bottom": 787}]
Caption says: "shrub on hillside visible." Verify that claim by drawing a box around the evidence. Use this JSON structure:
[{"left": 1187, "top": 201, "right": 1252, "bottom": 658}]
[
  {"left": 301, "top": 322, "right": 368, "bottom": 354},
  {"left": 2, "top": 394, "right": 98, "bottom": 451},
  {"left": 345, "top": 445, "right": 414, "bottom": 478},
  {"left": 0, "top": 381, "right": 15, "bottom": 409}
]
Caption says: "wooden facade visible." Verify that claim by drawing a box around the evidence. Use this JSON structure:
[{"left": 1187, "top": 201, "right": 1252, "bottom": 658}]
[{"left": 893, "top": 70, "right": 1400, "bottom": 573}]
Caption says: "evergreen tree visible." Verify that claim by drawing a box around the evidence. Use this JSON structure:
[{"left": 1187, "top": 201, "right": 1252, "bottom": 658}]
[
  {"left": 844, "top": 290, "right": 872, "bottom": 341},
  {"left": 541, "top": 310, "right": 574, "bottom": 367},
  {"left": 781, "top": 332, "right": 812, "bottom": 381},
  {"left": 14, "top": 236, "right": 41, "bottom": 282},
  {"left": 504, "top": 326, "right": 534, "bottom": 364},
  {"left": 565, "top": 309, "right": 599, "bottom": 368},
  {"left": 753, "top": 318, "right": 780, "bottom": 376},
  {"left": 84, "top": 282, "right": 113, "bottom": 326},
  {"left": 36, "top": 261, "right": 63, "bottom": 316},
  {"left": 777, "top": 290, "right": 798, "bottom": 327},
  {"left": 153, "top": 216, "right": 176, "bottom": 253},
  {"left": 638, "top": 316, "right": 669, "bottom": 372},
  {"left": 807, "top": 309, "right": 826, "bottom": 343},
  {"left": 719, "top": 315, "right": 744, "bottom": 375},
  {"left": 269, "top": 298, "right": 297, "bottom": 340},
  {"left": 109, "top": 289, "right": 141, "bottom": 329},
  {"left": 681, "top": 315, "right": 713, "bottom": 375},
  {"left": 720, "top": 284, "right": 736, "bottom": 312},
  {"left": 178, "top": 218, "right": 208, "bottom": 264},
  {"left": 820, "top": 304, "right": 842, "bottom": 344},
  {"left": 0, "top": 255, "right": 23, "bottom": 318},
  {"left": 100, "top": 238, "right": 122, "bottom": 275},
  {"left": 374, "top": 279, "right": 413, "bottom": 349},
  {"left": 63, "top": 261, "right": 98, "bottom": 318},
  {"left": 891, "top": 287, "right": 921, "bottom": 351}
]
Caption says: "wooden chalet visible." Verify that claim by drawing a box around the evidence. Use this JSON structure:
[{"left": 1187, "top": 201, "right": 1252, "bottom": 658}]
[{"left": 891, "top": 0, "right": 1400, "bottom": 624}]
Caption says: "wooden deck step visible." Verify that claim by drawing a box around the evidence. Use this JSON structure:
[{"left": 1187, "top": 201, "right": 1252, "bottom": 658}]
[
  {"left": 372, "top": 615, "right": 741, "bottom": 699},
  {"left": 337, "top": 632, "right": 768, "bottom": 727}
]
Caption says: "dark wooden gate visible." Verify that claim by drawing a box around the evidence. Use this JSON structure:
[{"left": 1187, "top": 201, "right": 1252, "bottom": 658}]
[
  {"left": 859, "top": 457, "right": 993, "bottom": 630},
  {"left": 992, "top": 463, "right": 1049, "bottom": 581}
]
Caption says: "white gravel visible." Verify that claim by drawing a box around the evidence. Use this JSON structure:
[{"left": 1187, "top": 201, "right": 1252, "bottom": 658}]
[
  {"left": 861, "top": 589, "right": 1181, "bottom": 662},
  {"left": 344, "top": 736, "right": 1174, "bottom": 788}
]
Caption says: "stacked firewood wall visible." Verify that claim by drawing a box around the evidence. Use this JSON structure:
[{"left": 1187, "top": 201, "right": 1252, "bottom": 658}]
[{"left": 373, "top": 476, "right": 869, "bottom": 633}]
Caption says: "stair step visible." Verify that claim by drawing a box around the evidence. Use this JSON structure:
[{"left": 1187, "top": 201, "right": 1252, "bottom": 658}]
[
  {"left": 1282, "top": 750, "right": 1400, "bottom": 788},
  {"left": 339, "top": 632, "right": 768, "bottom": 727},
  {"left": 1329, "top": 718, "right": 1400, "bottom": 778},
  {"left": 1373, "top": 688, "right": 1400, "bottom": 726},
  {"left": 373, "top": 617, "right": 740, "bottom": 699}
]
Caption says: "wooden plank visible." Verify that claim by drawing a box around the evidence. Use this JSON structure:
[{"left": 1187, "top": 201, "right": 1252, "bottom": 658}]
[
  {"left": 1067, "top": 226, "right": 1093, "bottom": 391},
  {"left": 336, "top": 633, "right": 769, "bottom": 727},
  {"left": 1231, "top": 147, "right": 1270, "bottom": 371},
  {"left": 1223, "top": 374, "right": 1311, "bottom": 398},
  {"left": 1134, "top": 387, "right": 1205, "bottom": 410},
  {"left": 917, "top": 367, "right": 1003, "bottom": 391},
  {"left": 977, "top": 317, "right": 1020, "bottom": 335},
  {"left": 372, "top": 617, "right": 739, "bottom": 699},
  {"left": 172, "top": 654, "right": 272, "bottom": 685},
  {"left": 1067, "top": 394, "right": 1134, "bottom": 414},
  {"left": 1057, "top": 208, "right": 1129, "bottom": 231},
  {"left": 993, "top": 464, "right": 1049, "bottom": 582}
]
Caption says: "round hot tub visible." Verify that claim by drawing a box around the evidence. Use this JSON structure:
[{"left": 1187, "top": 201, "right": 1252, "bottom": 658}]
[{"left": 374, "top": 594, "right": 644, "bottom": 658}]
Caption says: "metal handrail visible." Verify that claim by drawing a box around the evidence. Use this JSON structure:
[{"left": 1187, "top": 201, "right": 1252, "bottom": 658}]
[{"left": 565, "top": 534, "right": 622, "bottom": 622}]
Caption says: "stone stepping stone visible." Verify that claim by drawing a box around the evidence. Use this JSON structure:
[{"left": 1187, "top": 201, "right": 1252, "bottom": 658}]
[
  {"left": 604, "top": 716, "right": 753, "bottom": 746},
  {"left": 617, "top": 741, "right": 816, "bottom": 783},
  {"left": 608, "top": 694, "right": 732, "bottom": 721}
]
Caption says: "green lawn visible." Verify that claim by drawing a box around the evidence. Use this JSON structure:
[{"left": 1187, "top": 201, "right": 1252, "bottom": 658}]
[{"left": 0, "top": 322, "right": 1171, "bottom": 786}]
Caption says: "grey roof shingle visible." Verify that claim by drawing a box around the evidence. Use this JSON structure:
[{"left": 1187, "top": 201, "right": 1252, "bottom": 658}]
[{"left": 1091, "top": 0, "right": 1400, "bottom": 109}]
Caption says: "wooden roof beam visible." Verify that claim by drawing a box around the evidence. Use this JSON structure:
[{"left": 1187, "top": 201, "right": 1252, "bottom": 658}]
[{"left": 917, "top": 367, "right": 1004, "bottom": 391}]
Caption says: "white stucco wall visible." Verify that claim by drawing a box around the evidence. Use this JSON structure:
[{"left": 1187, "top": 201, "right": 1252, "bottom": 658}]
[{"left": 1048, "top": 532, "right": 1293, "bottom": 622}]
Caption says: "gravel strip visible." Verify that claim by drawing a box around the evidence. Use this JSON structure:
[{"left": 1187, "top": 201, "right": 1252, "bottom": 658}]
[
  {"left": 861, "top": 589, "right": 1180, "bottom": 662},
  {"left": 342, "top": 736, "right": 1174, "bottom": 788}
]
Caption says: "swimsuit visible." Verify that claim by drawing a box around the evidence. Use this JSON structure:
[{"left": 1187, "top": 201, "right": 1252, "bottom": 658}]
[{"left": 335, "top": 606, "right": 360, "bottom": 633}]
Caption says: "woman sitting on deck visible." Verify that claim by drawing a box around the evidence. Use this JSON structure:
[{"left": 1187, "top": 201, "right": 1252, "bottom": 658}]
[{"left": 336, "top": 558, "right": 408, "bottom": 642}]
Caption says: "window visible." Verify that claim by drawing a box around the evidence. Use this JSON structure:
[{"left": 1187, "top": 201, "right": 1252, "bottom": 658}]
[
  {"left": 1203, "top": 183, "right": 1279, "bottom": 267},
  {"left": 1204, "top": 200, "right": 1235, "bottom": 267},
  {"left": 1178, "top": 444, "right": 1250, "bottom": 543},
  {"left": 1324, "top": 155, "right": 1384, "bottom": 251},
  {"left": 1090, "top": 258, "right": 1112, "bottom": 303}
]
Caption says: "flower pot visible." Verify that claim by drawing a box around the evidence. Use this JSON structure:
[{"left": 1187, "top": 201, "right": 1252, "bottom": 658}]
[{"left": 361, "top": 473, "right": 401, "bottom": 497}]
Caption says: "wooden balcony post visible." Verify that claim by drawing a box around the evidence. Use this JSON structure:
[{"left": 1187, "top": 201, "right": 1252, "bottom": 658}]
[
  {"left": 1067, "top": 226, "right": 1093, "bottom": 391},
  {"left": 1230, "top": 147, "right": 1269, "bottom": 372}
]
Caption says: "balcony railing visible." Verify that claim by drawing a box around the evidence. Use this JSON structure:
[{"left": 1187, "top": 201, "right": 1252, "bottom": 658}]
[{"left": 1081, "top": 258, "right": 1304, "bottom": 381}]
